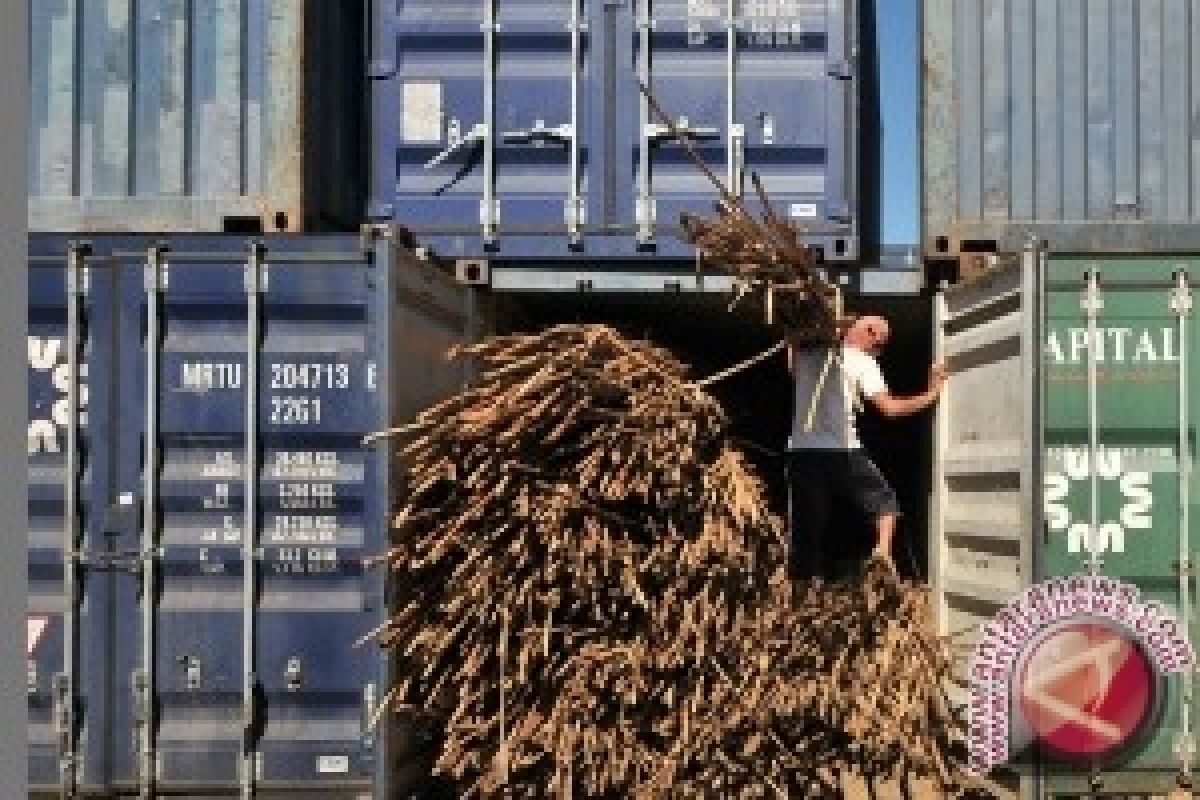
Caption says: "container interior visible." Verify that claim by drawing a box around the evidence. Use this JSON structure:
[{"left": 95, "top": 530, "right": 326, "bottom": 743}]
[{"left": 499, "top": 286, "right": 936, "bottom": 580}]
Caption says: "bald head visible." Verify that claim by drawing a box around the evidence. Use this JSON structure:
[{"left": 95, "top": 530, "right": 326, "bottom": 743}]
[{"left": 844, "top": 315, "right": 891, "bottom": 354}]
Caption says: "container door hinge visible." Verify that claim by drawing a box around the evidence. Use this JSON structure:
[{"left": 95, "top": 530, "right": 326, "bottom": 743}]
[
  {"left": 367, "top": 201, "right": 395, "bottom": 220},
  {"left": 827, "top": 60, "right": 854, "bottom": 80},
  {"left": 367, "top": 59, "right": 395, "bottom": 79},
  {"left": 827, "top": 202, "right": 853, "bottom": 224}
]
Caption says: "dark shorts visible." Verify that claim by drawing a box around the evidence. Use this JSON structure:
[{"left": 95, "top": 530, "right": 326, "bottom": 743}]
[{"left": 785, "top": 449, "right": 899, "bottom": 578}]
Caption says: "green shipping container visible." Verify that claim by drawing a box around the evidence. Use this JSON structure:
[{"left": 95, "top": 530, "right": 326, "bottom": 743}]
[
  {"left": 1041, "top": 255, "right": 1195, "bottom": 796},
  {"left": 932, "top": 248, "right": 1198, "bottom": 797}
]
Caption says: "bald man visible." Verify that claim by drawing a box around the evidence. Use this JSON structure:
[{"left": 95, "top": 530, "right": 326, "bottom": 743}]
[{"left": 786, "top": 315, "right": 946, "bottom": 576}]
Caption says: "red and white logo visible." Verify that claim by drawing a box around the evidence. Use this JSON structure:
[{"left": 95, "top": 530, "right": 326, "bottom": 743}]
[
  {"left": 968, "top": 575, "right": 1194, "bottom": 774},
  {"left": 1018, "top": 620, "right": 1156, "bottom": 761}
]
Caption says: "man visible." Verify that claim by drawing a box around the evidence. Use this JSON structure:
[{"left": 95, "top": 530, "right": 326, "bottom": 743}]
[{"left": 786, "top": 315, "right": 946, "bottom": 577}]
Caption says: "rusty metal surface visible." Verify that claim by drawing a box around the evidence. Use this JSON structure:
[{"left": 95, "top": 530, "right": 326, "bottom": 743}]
[
  {"left": 28, "top": 0, "right": 364, "bottom": 233},
  {"left": 922, "top": 0, "right": 1200, "bottom": 258}
]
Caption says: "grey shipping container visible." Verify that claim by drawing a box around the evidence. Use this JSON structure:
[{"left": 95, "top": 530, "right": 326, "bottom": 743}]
[
  {"left": 29, "top": 0, "right": 367, "bottom": 234},
  {"left": 28, "top": 229, "right": 480, "bottom": 797},
  {"left": 931, "top": 247, "right": 1200, "bottom": 795},
  {"left": 923, "top": 0, "right": 1200, "bottom": 259}
]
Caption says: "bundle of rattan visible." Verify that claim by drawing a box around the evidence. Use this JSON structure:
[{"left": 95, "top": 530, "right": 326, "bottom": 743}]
[
  {"left": 366, "top": 324, "right": 993, "bottom": 798},
  {"left": 635, "top": 83, "right": 842, "bottom": 343}
]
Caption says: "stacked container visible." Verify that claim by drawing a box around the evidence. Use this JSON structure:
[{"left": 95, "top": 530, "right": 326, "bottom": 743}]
[
  {"left": 30, "top": 0, "right": 366, "bottom": 233},
  {"left": 924, "top": 1, "right": 1200, "bottom": 794},
  {"left": 368, "top": 0, "right": 878, "bottom": 263}
]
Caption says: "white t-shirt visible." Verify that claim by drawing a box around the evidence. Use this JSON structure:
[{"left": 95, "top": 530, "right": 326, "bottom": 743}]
[{"left": 788, "top": 345, "right": 888, "bottom": 450}]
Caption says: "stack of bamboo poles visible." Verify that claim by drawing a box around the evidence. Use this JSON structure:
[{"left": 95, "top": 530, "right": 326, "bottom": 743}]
[{"left": 366, "top": 325, "right": 994, "bottom": 798}]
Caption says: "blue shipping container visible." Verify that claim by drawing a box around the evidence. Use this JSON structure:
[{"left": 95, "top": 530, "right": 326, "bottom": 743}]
[
  {"left": 28, "top": 231, "right": 478, "bottom": 797},
  {"left": 369, "top": 0, "right": 876, "bottom": 262}
]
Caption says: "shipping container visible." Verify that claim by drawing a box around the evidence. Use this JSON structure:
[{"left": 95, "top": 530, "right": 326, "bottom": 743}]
[
  {"left": 368, "top": 0, "right": 878, "bottom": 263},
  {"left": 27, "top": 230, "right": 479, "bottom": 798},
  {"left": 923, "top": 0, "right": 1200, "bottom": 260},
  {"left": 485, "top": 259, "right": 932, "bottom": 578},
  {"left": 29, "top": 1, "right": 367, "bottom": 234},
  {"left": 932, "top": 248, "right": 1200, "bottom": 796},
  {"left": 1039, "top": 254, "right": 1196, "bottom": 795}
]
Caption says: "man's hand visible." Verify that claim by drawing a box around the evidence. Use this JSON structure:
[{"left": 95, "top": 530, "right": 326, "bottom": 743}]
[{"left": 869, "top": 364, "right": 948, "bottom": 419}]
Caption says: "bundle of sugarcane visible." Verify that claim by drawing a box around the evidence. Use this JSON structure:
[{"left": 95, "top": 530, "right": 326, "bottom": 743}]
[{"left": 366, "top": 324, "right": 997, "bottom": 798}]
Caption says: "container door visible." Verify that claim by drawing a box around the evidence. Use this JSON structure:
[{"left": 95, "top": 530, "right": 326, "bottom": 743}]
[
  {"left": 377, "top": 0, "right": 588, "bottom": 257},
  {"left": 28, "top": 240, "right": 115, "bottom": 797},
  {"left": 105, "top": 236, "right": 382, "bottom": 797},
  {"left": 632, "top": 0, "right": 855, "bottom": 259},
  {"left": 632, "top": 0, "right": 728, "bottom": 248},
  {"left": 1040, "top": 256, "right": 1198, "bottom": 794},
  {"left": 931, "top": 250, "right": 1041, "bottom": 682}
]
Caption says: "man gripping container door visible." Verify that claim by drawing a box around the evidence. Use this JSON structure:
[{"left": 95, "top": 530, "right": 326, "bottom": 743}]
[{"left": 786, "top": 315, "right": 947, "bottom": 577}]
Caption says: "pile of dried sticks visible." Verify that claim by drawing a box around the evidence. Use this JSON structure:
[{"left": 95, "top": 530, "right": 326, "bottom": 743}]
[{"left": 367, "top": 324, "right": 994, "bottom": 798}]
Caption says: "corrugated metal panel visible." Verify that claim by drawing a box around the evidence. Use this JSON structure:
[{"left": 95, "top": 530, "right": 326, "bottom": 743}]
[
  {"left": 369, "top": 0, "right": 874, "bottom": 262},
  {"left": 28, "top": 0, "right": 366, "bottom": 233},
  {"left": 1039, "top": 255, "right": 1197, "bottom": 795},
  {"left": 27, "top": 231, "right": 475, "bottom": 797},
  {"left": 931, "top": 253, "right": 1040, "bottom": 685},
  {"left": 922, "top": 0, "right": 1200, "bottom": 257}
]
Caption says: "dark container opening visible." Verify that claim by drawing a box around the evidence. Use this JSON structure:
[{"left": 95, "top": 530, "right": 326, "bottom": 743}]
[{"left": 495, "top": 288, "right": 935, "bottom": 581}]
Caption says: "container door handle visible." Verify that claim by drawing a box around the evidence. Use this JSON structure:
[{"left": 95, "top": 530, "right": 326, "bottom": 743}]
[
  {"left": 643, "top": 119, "right": 720, "bottom": 142},
  {"left": 424, "top": 123, "right": 489, "bottom": 170},
  {"left": 501, "top": 121, "right": 574, "bottom": 144}
]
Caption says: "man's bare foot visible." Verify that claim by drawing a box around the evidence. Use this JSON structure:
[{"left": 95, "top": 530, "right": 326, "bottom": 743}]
[{"left": 870, "top": 547, "right": 896, "bottom": 573}]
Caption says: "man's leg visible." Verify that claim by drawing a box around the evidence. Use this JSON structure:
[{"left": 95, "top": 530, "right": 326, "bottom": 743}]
[
  {"left": 873, "top": 511, "right": 899, "bottom": 567},
  {"left": 845, "top": 451, "right": 901, "bottom": 570},
  {"left": 787, "top": 451, "right": 832, "bottom": 580}
]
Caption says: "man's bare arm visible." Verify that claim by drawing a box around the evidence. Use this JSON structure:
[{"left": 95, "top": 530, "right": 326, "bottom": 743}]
[{"left": 867, "top": 364, "right": 947, "bottom": 418}]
